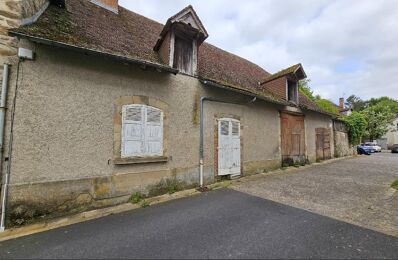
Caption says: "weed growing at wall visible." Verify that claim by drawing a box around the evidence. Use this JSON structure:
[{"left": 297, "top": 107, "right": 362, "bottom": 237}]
[
  {"left": 129, "top": 192, "right": 143, "bottom": 204},
  {"left": 391, "top": 180, "right": 398, "bottom": 190},
  {"left": 148, "top": 178, "right": 187, "bottom": 197}
]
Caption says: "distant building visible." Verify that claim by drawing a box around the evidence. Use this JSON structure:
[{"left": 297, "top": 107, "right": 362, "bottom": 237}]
[
  {"left": 338, "top": 98, "right": 353, "bottom": 116},
  {"left": 378, "top": 115, "right": 398, "bottom": 149}
]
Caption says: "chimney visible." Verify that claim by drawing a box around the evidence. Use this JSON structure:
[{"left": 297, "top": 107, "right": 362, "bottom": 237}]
[
  {"left": 90, "top": 0, "right": 118, "bottom": 13},
  {"left": 339, "top": 97, "right": 344, "bottom": 108}
]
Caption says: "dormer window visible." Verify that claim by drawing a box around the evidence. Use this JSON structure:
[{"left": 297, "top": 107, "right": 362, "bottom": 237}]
[
  {"left": 154, "top": 5, "right": 208, "bottom": 76},
  {"left": 287, "top": 80, "right": 298, "bottom": 103},
  {"left": 173, "top": 30, "right": 195, "bottom": 74},
  {"left": 260, "top": 63, "right": 307, "bottom": 105}
]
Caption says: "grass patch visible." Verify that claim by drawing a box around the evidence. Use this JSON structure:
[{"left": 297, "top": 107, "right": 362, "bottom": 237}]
[
  {"left": 391, "top": 180, "right": 398, "bottom": 190},
  {"left": 128, "top": 192, "right": 143, "bottom": 204},
  {"left": 140, "top": 200, "right": 150, "bottom": 208},
  {"left": 148, "top": 178, "right": 186, "bottom": 197}
]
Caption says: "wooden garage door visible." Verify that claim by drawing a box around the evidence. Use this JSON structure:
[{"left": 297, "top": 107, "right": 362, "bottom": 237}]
[
  {"left": 316, "top": 128, "right": 331, "bottom": 161},
  {"left": 280, "top": 112, "right": 305, "bottom": 164}
]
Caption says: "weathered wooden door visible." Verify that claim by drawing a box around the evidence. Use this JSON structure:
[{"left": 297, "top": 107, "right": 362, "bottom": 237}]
[
  {"left": 316, "top": 128, "right": 331, "bottom": 161},
  {"left": 218, "top": 118, "right": 241, "bottom": 176},
  {"left": 280, "top": 112, "right": 305, "bottom": 165}
]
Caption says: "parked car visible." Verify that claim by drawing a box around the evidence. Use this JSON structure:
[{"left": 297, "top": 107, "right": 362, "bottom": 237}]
[
  {"left": 357, "top": 144, "right": 374, "bottom": 155},
  {"left": 364, "top": 142, "right": 382, "bottom": 152},
  {"left": 392, "top": 144, "right": 398, "bottom": 153}
]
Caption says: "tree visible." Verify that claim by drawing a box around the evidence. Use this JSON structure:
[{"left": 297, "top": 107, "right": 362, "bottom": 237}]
[
  {"left": 343, "top": 112, "right": 367, "bottom": 145},
  {"left": 298, "top": 79, "right": 315, "bottom": 101},
  {"left": 367, "top": 96, "right": 398, "bottom": 115},
  {"left": 346, "top": 95, "right": 367, "bottom": 112},
  {"left": 361, "top": 104, "right": 395, "bottom": 141}
]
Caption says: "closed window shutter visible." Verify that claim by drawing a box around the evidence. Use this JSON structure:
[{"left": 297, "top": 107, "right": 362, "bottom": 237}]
[
  {"left": 231, "top": 121, "right": 240, "bottom": 136},
  {"left": 121, "top": 104, "right": 163, "bottom": 157},
  {"left": 121, "top": 105, "right": 144, "bottom": 157},
  {"left": 220, "top": 121, "right": 229, "bottom": 136},
  {"left": 145, "top": 106, "right": 163, "bottom": 156}
]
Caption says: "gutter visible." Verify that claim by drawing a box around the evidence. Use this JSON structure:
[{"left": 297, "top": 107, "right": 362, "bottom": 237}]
[
  {"left": 0, "top": 64, "right": 10, "bottom": 232},
  {"left": 8, "top": 32, "right": 179, "bottom": 75}
]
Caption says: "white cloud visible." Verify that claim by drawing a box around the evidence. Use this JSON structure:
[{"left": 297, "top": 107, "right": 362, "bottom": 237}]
[{"left": 119, "top": 0, "right": 398, "bottom": 103}]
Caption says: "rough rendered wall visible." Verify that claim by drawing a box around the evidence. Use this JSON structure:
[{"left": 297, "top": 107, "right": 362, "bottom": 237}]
[
  {"left": 304, "top": 111, "right": 334, "bottom": 162},
  {"left": 334, "top": 131, "right": 352, "bottom": 157},
  {"left": 4, "top": 43, "right": 282, "bottom": 226}
]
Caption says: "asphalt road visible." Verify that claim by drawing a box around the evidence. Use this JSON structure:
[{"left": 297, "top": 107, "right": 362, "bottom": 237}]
[
  {"left": 0, "top": 188, "right": 397, "bottom": 259},
  {"left": 233, "top": 153, "right": 398, "bottom": 237}
]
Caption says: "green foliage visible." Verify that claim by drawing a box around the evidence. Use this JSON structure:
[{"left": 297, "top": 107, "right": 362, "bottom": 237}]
[
  {"left": 298, "top": 79, "right": 315, "bottom": 101},
  {"left": 140, "top": 200, "right": 150, "bottom": 208},
  {"left": 361, "top": 104, "right": 395, "bottom": 140},
  {"left": 391, "top": 180, "right": 398, "bottom": 190},
  {"left": 129, "top": 192, "right": 143, "bottom": 204},
  {"left": 342, "top": 112, "right": 367, "bottom": 145},
  {"left": 298, "top": 79, "right": 339, "bottom": 115},
  {"left": 314, "top": 99, "right": 340, "bottom": 115},
  {"left": 346, "top": 95, "right": 367, "bottom": 112},
  {"left": 367, "top": 97, "right": 398, "bottom": 115}
]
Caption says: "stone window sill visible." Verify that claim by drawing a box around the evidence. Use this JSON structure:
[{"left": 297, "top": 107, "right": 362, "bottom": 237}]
[{"left": 114, "top": 156, "right": 168, "bottom": 165}]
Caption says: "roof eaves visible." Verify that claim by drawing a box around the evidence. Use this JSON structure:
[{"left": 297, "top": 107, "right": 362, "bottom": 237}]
[
  {"left": 10, "top": 31, "right": 179, "bottom": 74},
  {"left": 198, "top": 77, "right": 289, "bottom": 106}
]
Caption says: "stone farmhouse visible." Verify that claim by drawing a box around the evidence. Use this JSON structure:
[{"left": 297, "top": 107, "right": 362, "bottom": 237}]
[{"left": 0, "top": 0, "right": 350, "bottom": 228}]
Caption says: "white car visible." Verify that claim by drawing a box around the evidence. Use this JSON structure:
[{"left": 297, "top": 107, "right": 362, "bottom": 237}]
[{"left": 364, "top": 142, "right": 382, "bottom": 152}]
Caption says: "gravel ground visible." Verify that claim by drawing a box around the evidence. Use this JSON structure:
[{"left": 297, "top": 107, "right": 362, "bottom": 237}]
[{"left": 232, "top": 153, "right": 398, "bottom": 237}]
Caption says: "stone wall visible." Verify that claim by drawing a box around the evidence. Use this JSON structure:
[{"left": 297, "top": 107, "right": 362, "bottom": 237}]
[
  {"left": 334, "top": 131, "right": 352, "bottom": 157},
  {"left": 0, "top": 0, "right": 48, "bottom": 69}
]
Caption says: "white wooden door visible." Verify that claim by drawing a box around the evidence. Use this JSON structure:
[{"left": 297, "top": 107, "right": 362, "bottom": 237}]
[{"left": 218, "top": 118, "right": 241, "bottom": 176}]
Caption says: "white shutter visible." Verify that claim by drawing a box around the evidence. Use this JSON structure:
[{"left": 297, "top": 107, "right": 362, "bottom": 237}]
[
  {"left": 220, "top": 121, "right": 229, "bottom": 136},
  {"left": 231, "top": 121, "right": 240, "bottom": 136},
  {"left": 218, "top": 118, "right": 241, "bottom": 176},
  {"left": 121, "top": 105, "right": 144, "bottom": 157},
  {"left": 121, "top": 104, "right": 163, "bottom": 158},
  {"left": 144, "top": 106, "right": 163, "bottom": 156}
]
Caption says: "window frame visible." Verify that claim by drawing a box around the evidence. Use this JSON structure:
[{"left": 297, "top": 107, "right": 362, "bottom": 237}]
[
  {"left": 121, "top": 104, "right": 164, "bottom": 158},
  {"left": 287, "top": 80, "right": 298, "bottom": 104},
  {"left": 113, "top": 96, "right": 169, "bottom": 165}
]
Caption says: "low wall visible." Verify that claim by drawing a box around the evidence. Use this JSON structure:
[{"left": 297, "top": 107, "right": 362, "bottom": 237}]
[{"left": 334, "top": 131, "right": 352, "bottom": 157}]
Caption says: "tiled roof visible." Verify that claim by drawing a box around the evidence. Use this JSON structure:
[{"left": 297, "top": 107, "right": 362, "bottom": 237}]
[
  {"left": 9, "top": 0, "right": 331, "bottom": 116},
  {"left": 262, "top": 63, "right": 303, "bottom": 84}
]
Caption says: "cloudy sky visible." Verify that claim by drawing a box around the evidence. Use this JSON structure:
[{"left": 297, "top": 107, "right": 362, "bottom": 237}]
[{"left": 119, "top": 0, "right": 398, "bottom": 103}]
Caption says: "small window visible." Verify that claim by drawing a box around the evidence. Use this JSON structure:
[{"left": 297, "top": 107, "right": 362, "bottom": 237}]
[
  {"left": 173, "top": 34, "right": 194, "bottom": 75},
  {"left": 121, "top": 104, "right": 163, "bottom": 157},
  {"left": 287, "top": 80, "right": 298, "bottom": 103}
]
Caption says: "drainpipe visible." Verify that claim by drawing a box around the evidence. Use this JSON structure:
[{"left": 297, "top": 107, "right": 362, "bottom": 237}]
[
  {"left": 199, "top": 94, "right": 256, "bottom": 189},
  {"left": 0, "top": 64, "right": 10, "bottom": 232}
]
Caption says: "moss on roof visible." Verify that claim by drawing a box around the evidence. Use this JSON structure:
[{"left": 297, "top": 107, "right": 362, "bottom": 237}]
[
  {"left": 261, "top": 64, "right": 302, "bottom": 84},
  {"left": 10, "top": 0, "right": 329, "bottom": 115}
]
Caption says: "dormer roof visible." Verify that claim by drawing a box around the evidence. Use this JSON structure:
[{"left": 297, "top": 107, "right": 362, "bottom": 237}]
[
  {"left": 261, "top": 63, "right": 307, "bottom": 84},
  {"left": 154, "top": 5, "right": 208, "bottom": 51}
]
